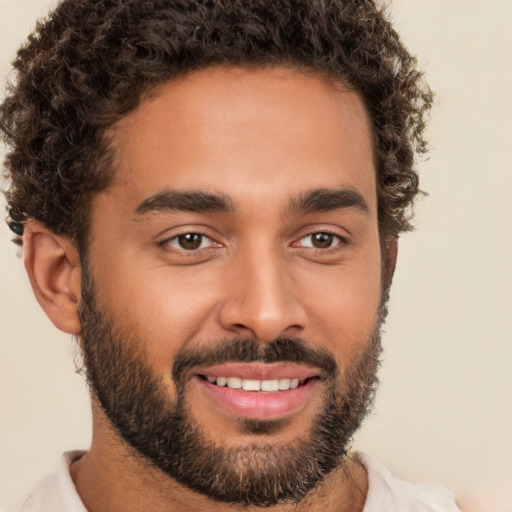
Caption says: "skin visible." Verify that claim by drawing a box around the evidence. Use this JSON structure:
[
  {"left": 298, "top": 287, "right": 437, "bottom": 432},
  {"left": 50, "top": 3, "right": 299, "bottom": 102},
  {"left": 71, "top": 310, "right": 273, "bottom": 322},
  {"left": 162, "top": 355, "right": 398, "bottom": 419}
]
[{"left": 23, "top": 66, "right": 397, "bottom": 512}]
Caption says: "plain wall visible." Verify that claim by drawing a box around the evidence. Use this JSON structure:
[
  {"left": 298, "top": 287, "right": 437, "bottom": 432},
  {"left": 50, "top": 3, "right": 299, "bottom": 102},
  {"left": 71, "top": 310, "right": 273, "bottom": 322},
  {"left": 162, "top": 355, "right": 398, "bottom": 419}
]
[{"left": 1, "top": 1, "right": 511, "bottom": 511}]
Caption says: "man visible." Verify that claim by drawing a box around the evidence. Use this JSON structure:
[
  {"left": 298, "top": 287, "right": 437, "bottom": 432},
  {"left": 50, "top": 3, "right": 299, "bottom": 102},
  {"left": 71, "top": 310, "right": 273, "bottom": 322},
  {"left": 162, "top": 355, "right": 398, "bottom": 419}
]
[{"left": 0, "top": 0, "right": 460, "bottom": 511}]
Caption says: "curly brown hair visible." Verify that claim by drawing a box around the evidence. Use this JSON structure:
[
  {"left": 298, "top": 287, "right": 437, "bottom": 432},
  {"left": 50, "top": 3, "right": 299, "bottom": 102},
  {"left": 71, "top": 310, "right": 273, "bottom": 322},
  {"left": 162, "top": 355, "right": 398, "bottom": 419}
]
[{"left": 0, "top": 0, "right": 432, "bottom": 248}]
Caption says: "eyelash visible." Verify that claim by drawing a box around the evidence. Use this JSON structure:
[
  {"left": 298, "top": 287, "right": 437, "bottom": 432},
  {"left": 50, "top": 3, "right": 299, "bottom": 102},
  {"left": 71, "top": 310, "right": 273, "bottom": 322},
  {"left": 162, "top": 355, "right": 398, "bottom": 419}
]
[
  {"left": 159, "top": 230, "right": 348, "bottom": 255},
  {"left": 293, "top": 231, "right": 347, "bottom": 251},
  {"left": 159, "top": 232, "right": 220, "bottom": 252}
]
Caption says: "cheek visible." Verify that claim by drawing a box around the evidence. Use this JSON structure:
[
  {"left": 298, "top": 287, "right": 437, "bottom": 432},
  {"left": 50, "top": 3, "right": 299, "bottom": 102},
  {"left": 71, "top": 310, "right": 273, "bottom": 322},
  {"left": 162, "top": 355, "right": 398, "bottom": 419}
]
[
  {"left": 299, "top": 250, "right": 382, "bottom": 358},
  {"left": 144, "top": 284, "right": 218, "bottom": 356},
  {"left": 94, "top": 263, "right": 228, "bottom": 378}
]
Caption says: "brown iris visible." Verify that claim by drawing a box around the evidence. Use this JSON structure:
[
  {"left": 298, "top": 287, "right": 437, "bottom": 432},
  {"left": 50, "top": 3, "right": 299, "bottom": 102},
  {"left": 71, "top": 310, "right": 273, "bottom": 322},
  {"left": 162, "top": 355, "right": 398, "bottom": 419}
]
[
  {"left": 177, "top": 233, "right": 203, "bottom": 250},
  {"left": 311, "top": 232, "right": 335, "bottom": 249}
]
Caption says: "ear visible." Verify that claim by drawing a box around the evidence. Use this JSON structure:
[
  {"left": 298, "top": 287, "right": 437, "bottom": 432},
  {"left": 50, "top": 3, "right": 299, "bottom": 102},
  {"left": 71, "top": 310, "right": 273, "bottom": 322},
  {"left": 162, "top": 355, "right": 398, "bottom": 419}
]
[
  {"left": 382, "top": 237, "right": 398, "bottom": 291},
  {"left": 23, "top": 221, "right": 82, "bottom": 335}
]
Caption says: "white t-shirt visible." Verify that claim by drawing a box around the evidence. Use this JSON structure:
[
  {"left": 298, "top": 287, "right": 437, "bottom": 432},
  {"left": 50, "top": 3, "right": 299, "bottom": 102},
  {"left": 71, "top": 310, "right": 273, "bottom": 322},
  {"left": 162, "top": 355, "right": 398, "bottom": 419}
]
[{"left": 20, "top": 451, "right": 460, "bottom": 511}]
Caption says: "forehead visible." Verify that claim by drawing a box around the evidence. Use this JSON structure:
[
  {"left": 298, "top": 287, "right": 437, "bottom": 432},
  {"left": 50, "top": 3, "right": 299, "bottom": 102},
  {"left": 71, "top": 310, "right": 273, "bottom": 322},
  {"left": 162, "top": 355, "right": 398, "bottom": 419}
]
[{"left": 106, "top": 66, "right": 376, "bottom": 215}]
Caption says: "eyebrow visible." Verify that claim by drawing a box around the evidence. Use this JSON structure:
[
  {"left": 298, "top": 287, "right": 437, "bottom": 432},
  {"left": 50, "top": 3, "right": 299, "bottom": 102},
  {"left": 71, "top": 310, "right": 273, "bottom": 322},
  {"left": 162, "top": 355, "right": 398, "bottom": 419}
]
[
  {"left": 134, "top": 186, "right": 369, "bottom": 219},
  {"left": 287, "top": 188, "right": 370, "bottom": 216},
  {"left": 134, "top": 190, "right": 234, "bottom": 216}
]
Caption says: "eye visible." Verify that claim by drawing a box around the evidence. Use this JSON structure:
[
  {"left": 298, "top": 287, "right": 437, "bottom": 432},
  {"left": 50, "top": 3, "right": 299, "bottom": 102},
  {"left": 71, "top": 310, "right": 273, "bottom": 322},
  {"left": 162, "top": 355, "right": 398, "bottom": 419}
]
[
  {"left": 164, "top": 232, "right": 216, "bottom": 251},
  {"left": 296, "top": 232, "right": 345, "bottom": 249}
]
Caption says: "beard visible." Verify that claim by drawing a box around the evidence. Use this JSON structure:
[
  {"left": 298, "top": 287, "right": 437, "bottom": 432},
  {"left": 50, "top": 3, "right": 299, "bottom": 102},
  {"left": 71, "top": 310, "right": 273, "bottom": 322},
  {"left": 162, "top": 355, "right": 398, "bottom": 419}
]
[{"left": 78, "top": 265, "right": 383, "bottom": 507}]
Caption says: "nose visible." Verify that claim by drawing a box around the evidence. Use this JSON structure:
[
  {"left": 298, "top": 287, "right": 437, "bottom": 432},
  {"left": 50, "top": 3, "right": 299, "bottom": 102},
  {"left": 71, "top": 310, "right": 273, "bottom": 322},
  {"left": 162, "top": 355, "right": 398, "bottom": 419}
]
[{"left": 218, "top": 247, "right": 308, "bottom": 342}]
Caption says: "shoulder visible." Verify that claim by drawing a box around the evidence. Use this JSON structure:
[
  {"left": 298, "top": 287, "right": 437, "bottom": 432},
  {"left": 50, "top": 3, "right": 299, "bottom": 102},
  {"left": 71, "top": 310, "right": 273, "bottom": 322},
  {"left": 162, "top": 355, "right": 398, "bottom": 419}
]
[
  {"left": 20, "top": 451, "right": 87, "bottom": 512},
  {"left": 357, "top": 452, "right": 461, "bottom": 512}
]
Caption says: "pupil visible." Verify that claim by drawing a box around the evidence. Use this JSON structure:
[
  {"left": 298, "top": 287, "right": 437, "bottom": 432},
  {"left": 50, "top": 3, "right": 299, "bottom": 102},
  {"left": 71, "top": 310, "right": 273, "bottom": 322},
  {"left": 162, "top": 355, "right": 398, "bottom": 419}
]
[
  {"left": 313, "top": 233, "right": 333, "bottom": 248},
  {"left": 179, "top": 233, "right": 202, "bottom": 250}
]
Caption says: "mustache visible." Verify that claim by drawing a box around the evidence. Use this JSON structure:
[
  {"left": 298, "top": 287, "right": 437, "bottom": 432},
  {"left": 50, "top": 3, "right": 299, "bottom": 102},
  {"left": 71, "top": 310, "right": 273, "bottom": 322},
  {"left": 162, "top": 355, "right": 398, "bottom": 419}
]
[{"left": 172, "top": 337, "right": 338, "bottom": 384}]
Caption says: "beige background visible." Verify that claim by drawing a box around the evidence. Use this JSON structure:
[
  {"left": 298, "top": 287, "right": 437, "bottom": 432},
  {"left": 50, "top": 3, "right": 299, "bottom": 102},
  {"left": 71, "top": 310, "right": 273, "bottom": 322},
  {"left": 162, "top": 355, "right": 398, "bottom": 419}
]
[{"left": 1, "top": 1, "right": 511, "bottom": 511}]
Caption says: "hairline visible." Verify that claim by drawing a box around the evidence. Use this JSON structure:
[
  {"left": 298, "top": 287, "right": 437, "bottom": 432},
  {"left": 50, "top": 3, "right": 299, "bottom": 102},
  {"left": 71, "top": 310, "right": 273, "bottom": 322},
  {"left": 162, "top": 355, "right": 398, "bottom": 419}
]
[{"left": 75, "top": 63, "right": 387, "bottom": 249}]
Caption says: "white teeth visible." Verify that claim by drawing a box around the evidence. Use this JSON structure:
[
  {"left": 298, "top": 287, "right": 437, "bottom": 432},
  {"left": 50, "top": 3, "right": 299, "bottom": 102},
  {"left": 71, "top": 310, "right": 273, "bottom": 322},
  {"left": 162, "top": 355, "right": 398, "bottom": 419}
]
[
  {"left": 204, "top": 375, "right": 307, "bottom": 391},
  {"left": 278, "top": 378, "right": 291, "bottom": 390},
  {"left": 242, "top": 379, "right": 261, "bottom": 391},
  {"left": 226, "top": 377, "right": 242, "bottom": 389},
  {"left": 260, "top": 379, "right": 279, "bottom": 392}
]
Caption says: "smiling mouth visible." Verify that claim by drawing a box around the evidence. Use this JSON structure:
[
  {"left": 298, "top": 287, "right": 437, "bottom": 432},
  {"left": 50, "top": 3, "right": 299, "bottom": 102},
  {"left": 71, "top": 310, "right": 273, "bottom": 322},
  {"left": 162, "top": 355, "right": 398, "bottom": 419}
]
[
  {"left": 198, "top": 374, "right": 317, "bottom": 392},
  {"left": 192, "top": 362, "right": 322, "bottom": 420}
]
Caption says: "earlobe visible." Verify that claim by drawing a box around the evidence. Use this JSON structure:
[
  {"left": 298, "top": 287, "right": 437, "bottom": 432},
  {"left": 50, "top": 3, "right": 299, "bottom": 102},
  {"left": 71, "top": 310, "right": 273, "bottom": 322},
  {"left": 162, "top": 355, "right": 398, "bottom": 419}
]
[{"left": 23, "top": 221, "right": 82, "bottom": 335}]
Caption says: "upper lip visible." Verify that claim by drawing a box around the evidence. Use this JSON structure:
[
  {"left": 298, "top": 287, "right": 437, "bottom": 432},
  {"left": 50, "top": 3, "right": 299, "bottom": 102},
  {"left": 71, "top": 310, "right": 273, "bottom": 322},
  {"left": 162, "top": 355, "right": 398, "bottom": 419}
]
[{"left": 195, "top": 362, "right": 320, "bottom": 381}]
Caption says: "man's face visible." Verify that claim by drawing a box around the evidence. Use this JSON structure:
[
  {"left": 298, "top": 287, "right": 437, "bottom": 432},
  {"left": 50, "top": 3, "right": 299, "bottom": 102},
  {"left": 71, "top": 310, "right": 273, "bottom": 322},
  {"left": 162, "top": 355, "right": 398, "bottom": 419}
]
[{"left": 80, "top": 66, "right": 385, "bottom": 505}]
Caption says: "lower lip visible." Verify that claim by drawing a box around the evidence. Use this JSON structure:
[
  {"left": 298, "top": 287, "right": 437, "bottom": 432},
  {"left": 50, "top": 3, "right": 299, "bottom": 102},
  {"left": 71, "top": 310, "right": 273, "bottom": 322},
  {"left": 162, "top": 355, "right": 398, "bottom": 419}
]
[{"left": 195, "top": 376, "right": 318, "bottom": 420}]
